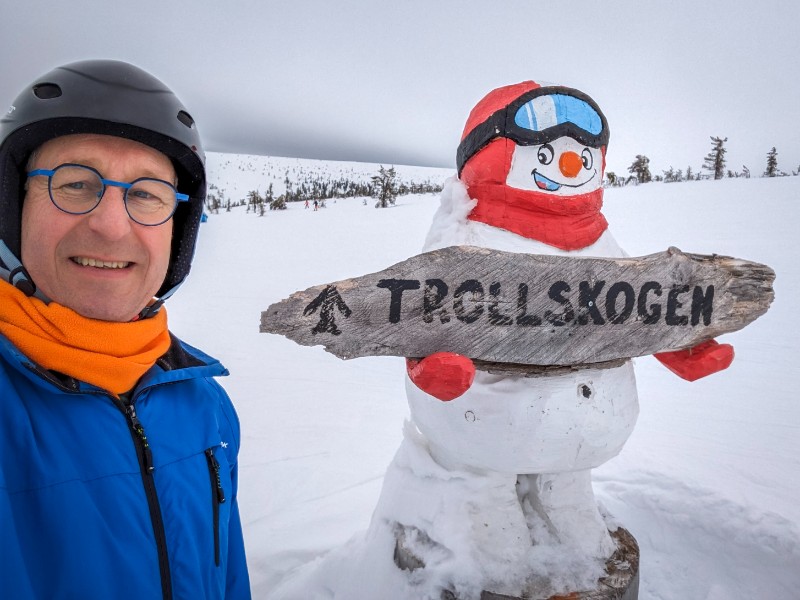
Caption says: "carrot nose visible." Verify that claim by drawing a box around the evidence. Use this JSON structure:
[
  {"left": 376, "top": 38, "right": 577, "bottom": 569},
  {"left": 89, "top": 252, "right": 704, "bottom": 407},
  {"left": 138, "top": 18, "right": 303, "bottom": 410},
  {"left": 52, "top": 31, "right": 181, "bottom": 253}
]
[{"left": 559, "top": 151, "right": 583, "bottom": 178}]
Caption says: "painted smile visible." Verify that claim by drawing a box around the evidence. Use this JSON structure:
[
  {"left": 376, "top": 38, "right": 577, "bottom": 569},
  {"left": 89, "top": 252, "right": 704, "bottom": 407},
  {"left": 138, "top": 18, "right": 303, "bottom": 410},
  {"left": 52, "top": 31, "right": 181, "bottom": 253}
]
[
  {"left": 71, "top": 257, "right": 131, "bottom": 269},
  {"left": 532, "top": 170, "right": 596, "bottom": 192}
]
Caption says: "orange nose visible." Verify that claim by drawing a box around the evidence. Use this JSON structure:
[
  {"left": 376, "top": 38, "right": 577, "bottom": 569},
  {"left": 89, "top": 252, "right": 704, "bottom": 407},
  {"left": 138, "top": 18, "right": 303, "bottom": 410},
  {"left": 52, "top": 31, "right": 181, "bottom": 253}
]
[{"left": 559, "top": 151, "right": 583, "bottom": 178}]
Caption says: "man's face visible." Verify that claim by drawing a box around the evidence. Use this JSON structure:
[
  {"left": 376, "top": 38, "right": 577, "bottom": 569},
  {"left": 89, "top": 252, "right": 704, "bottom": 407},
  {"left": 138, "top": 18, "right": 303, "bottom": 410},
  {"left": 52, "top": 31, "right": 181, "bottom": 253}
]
[{"left": 21, "top": 134, "right": 175, "bottom": 322}]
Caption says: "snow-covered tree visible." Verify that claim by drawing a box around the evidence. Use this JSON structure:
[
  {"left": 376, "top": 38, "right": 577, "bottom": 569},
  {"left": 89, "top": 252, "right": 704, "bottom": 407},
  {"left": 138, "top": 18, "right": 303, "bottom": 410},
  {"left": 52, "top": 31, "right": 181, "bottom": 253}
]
[
  {"left": 663, "top": 166, "right": 683, "bottom": 183},
  {"left": 372, "top": 165, "right": 399, "bottom": 208},
  {"left": 206, "top": 193, "right": 221, "bottom": 215},
  {"left": 627, "top": 155, "right": 652, "bottom": 184},
  {"left": 764, "top": 147, "right": 779, "bottom": 177},
  {"left": 265, "top": 183, "right": 285, "bottom": 210},
  {"left": 702, "top": 136, "right": 727, "bottom": 180},
  {"left": 246, "top": 190, "right": 264, "bottom": 215}
]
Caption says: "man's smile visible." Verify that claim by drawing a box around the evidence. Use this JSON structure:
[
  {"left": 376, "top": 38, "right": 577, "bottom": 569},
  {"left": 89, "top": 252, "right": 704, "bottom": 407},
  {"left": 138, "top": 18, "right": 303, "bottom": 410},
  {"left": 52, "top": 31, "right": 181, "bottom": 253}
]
[{"left": 71, "top": 256, "right": 132, "bottom": 269}]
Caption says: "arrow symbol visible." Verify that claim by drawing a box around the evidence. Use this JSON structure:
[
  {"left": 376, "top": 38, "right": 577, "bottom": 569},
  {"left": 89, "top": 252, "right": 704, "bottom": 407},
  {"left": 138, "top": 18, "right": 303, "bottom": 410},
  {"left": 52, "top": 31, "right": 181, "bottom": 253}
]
[{"left": 303, "top": 285, "right": 352, "bottom": 336}]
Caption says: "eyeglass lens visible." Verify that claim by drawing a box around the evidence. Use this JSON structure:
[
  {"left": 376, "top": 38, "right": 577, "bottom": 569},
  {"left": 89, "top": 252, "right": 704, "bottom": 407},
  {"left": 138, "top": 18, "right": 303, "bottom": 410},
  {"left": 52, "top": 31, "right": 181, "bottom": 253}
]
[{"left": 49, "top": 165, "right": 178, "bottom": 225}]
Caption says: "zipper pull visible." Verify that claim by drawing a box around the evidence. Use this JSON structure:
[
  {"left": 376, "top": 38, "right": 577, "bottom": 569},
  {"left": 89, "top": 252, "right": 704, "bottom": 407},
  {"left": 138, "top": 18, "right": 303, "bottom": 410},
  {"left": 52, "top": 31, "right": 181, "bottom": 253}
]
[
  {"left": 205, "top": 449, "right": 226, "bottom": 504},
  {"left": 127, "top": 403, "right": 155, "bottom": 473}
]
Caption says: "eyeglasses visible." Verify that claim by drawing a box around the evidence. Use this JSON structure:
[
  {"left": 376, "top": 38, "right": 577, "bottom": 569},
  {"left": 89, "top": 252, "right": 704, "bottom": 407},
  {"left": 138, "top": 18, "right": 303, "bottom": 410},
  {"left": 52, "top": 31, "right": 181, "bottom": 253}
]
[{"left": 27, "top": 163, "right": 189, "bottom": 226}]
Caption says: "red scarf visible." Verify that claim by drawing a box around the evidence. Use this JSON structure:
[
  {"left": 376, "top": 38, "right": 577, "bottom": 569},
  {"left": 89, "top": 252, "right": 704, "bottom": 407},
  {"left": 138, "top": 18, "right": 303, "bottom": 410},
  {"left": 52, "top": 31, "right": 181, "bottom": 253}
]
[
  {"left": 0, "top": 281, "right": 171, "bottom": 395},
  {"left": 461, "top": 137, "right": 608, "bottom": 251},
  {"left": 466, "top": 183, "right": 608, "bottom": 251}
]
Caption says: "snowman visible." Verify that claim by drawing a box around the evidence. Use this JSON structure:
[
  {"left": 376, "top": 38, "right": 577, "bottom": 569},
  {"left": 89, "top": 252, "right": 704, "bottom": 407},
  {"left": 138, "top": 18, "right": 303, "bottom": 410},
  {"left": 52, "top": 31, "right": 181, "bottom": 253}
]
[
  {"left": 271, "top": 82, "right": 735, "bottom": 600},
  {"left": 378, "top": 82, "right": 733, "bottom": 599}
]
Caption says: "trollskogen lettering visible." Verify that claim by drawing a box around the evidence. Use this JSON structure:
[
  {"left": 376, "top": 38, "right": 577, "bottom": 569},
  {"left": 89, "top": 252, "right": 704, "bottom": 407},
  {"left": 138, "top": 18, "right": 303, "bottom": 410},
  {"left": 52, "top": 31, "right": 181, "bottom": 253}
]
[{"left": 376, "top": 278, "right": 715, "bottom": 328}]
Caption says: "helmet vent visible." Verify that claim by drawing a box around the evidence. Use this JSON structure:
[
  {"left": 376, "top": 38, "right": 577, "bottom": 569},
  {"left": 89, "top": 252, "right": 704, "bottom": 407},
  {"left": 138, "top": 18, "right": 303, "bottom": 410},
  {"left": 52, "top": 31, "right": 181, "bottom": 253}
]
[
  {"left": 32, "top": 83, "right": 62, "bottom": 100},
  {"left": 177, "top": 110, "right": 194, "bottom": 128}
]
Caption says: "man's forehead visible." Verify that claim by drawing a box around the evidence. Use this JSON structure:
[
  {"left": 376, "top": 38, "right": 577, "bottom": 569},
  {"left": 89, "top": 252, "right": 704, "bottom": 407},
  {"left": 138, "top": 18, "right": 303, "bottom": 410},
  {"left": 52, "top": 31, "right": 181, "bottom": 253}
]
[{"left": 32, "top": 133, "right": 175, "bottom": 176}]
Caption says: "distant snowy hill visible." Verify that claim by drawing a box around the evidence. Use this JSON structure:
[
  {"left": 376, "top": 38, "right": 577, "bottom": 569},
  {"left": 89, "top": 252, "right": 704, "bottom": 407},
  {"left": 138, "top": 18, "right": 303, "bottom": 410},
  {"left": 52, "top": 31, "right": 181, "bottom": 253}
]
[
  {"left": 206, "top": 151, "right": 454, "bottom": 204},
  {"left": 169, "top": 152, "right": 800, "bottom": 600}
]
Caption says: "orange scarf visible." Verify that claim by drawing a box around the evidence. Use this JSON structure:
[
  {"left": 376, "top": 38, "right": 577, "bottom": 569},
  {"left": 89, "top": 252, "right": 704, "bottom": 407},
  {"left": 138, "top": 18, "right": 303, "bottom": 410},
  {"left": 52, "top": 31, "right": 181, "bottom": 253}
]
[{"left": 0, "top": 281, "right": 171, "bottom": 395}]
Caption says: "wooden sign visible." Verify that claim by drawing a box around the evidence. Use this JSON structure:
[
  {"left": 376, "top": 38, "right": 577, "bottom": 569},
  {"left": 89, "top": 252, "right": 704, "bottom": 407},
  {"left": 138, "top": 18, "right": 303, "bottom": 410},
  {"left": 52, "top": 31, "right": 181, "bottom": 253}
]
[{"left": 260, "top": 246, "right": 774, "bottom": 366}]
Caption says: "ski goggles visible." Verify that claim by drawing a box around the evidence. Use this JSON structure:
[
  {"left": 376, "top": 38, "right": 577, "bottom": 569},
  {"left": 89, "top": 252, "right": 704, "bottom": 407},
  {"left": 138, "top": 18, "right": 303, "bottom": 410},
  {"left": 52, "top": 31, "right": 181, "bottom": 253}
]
[{"left": 456, "top": 86, "right": 609, "bottom": 175}]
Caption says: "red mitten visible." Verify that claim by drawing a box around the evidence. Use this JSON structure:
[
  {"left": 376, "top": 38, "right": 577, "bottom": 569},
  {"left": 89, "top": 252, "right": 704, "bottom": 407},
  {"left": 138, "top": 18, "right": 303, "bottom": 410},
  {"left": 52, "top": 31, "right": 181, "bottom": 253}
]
[
  {"left": 654, "top": 339, "right": 734, "bottom": 382},
  {"left": 406, "top": 352, "right": 476, "bottom": 401}
]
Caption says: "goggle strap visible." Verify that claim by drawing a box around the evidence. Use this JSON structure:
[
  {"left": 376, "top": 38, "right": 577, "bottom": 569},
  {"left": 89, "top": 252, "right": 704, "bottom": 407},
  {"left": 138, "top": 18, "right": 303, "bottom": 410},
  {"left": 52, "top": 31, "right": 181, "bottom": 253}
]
[{"left": 457, "top": 119, "right": 505, "bottom": 176}]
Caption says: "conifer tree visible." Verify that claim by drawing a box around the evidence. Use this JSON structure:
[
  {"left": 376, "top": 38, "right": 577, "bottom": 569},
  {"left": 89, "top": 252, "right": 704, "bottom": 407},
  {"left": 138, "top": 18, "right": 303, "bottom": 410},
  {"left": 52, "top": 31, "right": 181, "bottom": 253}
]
[
  {"left": 702, "top": 136, "right": 727, "bottom": 180},
  {"left": 627, "top": 155, "right": 652, "bottom": 184},
  {"left": 764, "top": 147, "right": 779, "bottom": 177},
  {"left": 372, "top": 165, "right": 399, "bottom": 208},
  {"left": 246, "top": 190, "right": 264, "bottom": 215},
  {"left": 663, "top": 166, "right": 680, "bottom": 182}
]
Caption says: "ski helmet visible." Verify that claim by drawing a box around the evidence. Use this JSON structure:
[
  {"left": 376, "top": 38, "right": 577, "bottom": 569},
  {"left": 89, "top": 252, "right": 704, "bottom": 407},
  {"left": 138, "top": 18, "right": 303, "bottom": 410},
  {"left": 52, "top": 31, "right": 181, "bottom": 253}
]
[{"left": 0, "top": 59, "right": 206, "bottom": 301}]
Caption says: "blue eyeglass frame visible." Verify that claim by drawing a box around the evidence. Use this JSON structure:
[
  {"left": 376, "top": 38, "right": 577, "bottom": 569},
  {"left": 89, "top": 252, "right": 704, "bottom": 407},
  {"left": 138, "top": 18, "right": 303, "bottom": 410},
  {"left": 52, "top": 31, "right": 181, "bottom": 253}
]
[{"left": 26, "top": 163, "right": 190, "bottom": 226}]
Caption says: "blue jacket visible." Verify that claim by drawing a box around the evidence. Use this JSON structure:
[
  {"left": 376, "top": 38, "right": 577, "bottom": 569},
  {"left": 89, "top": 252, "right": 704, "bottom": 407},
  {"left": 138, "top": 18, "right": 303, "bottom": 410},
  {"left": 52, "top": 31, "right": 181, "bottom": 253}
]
[{"left": 0, "top": 332, "right": 251, "bottom": 599}]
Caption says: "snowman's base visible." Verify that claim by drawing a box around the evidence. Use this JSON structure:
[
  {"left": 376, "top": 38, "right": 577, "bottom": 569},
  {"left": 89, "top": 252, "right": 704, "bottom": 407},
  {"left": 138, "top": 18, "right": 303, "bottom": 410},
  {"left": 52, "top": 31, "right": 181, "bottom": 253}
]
[{"left": 395, "top": 526, "right": 639, "bottom": 600}]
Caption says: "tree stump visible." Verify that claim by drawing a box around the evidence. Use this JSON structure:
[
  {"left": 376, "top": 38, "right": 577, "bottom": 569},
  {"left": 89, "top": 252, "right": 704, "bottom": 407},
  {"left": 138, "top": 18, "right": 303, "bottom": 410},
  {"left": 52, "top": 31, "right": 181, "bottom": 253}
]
[{"left": 394, "top": 527, "right": 639, "bottom": 600}]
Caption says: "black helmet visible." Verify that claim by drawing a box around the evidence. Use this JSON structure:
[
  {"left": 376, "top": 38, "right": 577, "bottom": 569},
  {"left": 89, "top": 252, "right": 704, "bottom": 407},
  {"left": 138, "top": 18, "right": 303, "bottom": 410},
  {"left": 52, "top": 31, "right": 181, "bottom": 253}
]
[{"left": 0, "top": 59, "right": 206, "bottom": 300}]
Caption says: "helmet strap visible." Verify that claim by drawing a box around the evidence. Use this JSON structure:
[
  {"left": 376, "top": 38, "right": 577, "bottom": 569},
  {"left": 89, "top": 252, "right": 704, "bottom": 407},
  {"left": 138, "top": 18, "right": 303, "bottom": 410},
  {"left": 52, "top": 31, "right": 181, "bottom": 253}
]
[
  {"left": 0, "top": 240, "right": 49, "bottom": 302},
  {"left": 135, "top": 282, "right": 180, "bottom": 321}
]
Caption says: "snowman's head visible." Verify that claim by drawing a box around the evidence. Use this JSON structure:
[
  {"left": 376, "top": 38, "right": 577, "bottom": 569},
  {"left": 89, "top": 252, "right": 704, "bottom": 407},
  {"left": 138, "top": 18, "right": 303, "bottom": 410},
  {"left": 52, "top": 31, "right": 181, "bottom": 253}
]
[
  {"left": 456, "top": 81, "right": 611, "bottom": 250},
  {"left": 457, "top": 82, "right": 609, "bottom": 183}
]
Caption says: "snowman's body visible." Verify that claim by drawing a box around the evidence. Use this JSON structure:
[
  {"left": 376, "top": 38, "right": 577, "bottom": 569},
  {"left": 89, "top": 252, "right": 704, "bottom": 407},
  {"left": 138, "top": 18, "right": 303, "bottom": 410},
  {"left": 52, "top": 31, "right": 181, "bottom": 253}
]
[
  {"left": 368, "top": 177, "right": 640, "bottom": 597},
  {"left": 364, "top": 85, "right": 643, "bottom": 596}
]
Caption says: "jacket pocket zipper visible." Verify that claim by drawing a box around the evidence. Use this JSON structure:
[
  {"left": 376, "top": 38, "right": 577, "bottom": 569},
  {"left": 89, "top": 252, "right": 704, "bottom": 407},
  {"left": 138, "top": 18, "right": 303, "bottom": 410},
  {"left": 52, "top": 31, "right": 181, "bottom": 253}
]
[{"left": 205, "top": 448, "right": 226, "bottom": 566}]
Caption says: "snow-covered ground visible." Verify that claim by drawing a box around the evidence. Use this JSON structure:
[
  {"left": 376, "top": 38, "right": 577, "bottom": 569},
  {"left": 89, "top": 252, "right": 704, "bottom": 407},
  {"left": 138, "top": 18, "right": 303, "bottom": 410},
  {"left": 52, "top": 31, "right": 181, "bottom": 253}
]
[{"left": 168, "top": 160, "right": 800, "bottom": 599}]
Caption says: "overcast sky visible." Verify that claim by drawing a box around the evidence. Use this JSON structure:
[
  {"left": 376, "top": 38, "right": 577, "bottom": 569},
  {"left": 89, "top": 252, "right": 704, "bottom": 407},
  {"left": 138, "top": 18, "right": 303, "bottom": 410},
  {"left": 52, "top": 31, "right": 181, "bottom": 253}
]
[{"left": 2, "top": 0, "right": 798, "bottom": 177}]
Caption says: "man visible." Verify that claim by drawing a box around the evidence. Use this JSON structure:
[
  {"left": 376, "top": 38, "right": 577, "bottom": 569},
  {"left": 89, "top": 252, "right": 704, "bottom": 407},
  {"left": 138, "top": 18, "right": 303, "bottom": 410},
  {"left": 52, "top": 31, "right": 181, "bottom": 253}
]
[{"left": 0, "top": 60, "right": 250, "bottom": 598}]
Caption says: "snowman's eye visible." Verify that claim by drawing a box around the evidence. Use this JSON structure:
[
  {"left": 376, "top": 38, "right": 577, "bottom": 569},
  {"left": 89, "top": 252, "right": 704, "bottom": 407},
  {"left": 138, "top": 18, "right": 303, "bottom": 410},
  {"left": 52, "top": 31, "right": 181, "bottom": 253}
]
[
  {"left": 537, "top": 144, "right": 554, "bottom": 165},
  {"left": 581, "top": 148, "right": 593, "bottom": 170}
]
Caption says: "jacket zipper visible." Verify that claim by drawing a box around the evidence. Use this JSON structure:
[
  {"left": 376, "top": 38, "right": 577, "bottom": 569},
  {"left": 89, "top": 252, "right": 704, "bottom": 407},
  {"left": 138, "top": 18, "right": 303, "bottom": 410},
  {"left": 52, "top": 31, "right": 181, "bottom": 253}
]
[
  {"left": 121, "top": 399, "right": 173, "bottom": 600},
  {"left": 205, "top": 448, "right": 226, "bottom": 566}
]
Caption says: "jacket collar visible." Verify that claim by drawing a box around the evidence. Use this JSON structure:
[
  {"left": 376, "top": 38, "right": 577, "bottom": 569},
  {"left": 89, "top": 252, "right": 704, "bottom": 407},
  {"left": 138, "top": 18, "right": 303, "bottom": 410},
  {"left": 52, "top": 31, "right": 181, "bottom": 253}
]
[{"left": 0, "top": 331, "right": 227, "bottom": 397}]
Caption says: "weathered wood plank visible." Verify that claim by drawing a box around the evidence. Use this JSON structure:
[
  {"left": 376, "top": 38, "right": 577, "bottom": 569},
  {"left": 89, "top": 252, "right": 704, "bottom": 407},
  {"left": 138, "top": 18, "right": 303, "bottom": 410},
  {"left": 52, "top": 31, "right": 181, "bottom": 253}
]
[{"left": 260, "top": 246, "right": 775, "bottom": 366}]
